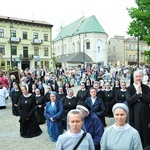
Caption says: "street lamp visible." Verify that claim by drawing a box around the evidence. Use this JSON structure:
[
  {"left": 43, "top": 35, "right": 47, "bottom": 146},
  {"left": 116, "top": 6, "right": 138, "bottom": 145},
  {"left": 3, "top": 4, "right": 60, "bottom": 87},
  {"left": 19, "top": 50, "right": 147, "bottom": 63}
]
[
  {"left": 10, "top": 21, "right": 13, "bottom": 69},
  {"left": 83, "top": 34, "right": 86, "bottom": 69},
  {"left": 137, "top": 36, "right": 140, "bottom": 67}
]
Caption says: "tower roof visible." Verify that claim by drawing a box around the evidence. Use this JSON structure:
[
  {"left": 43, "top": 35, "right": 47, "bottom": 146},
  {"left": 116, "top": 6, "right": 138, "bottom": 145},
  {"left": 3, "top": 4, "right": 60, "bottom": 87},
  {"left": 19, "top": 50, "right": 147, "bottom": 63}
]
[{"left": 53, "top": 15, "right": 107, "bottom": 41}]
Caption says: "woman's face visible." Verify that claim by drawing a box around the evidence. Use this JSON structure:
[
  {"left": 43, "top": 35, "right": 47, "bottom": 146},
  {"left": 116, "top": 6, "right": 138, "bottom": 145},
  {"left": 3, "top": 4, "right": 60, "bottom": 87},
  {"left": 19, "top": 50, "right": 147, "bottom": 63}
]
[
  {"left": 80, "top": 84, "right": 85, "bottom": 89},
  {"left": 68, "top": 113, "right": 83, "bottom": 134},
  {"left": 90, "top": 89, "right": 97, "bottom": 98},
  {"left": 67, "top": 90, "right": 74, "bottom": 97},
  {"left": 79, "top": 109, "right": 88, "bottom": 118},
  {"left": 35, "top": 89, "right": 40, "bottom": 95},
  {"left": 105, "top": 84, "right": 110, "bottom": 89},
  {"left": 21, "top": 87, "right": 28, "bottom": 95},
  {"left": 115, "top": 81, "right": 119, "bottom": 85},
  {"left": 32, "top": 85, "right": 36, "bottom": 90},
  {"left": 47, "top": 86, "right": 51, "bottom": 92},
  {"left": 50, "top": 94, "right": 56, "bottom": 102},
  {"left": 86, "top": 80, "right": 90, "bottom": 84},
  {"left": 134, "top": 72, "right": 142, "bottom": 84},
  {"left": 14, "top": 85, "right": 18, "bottom": 90},
  {"left": 114, "top": 108, "right": 127, "bottom": 127},
  {"left": 121, "top": 83, "right": 126, "bottom": 90},
  {"left": 93, "top": 84, "right": 99, "bottom": 90},
  {"left": 65, "top": 83, "right": 69, "bottom": 88}
]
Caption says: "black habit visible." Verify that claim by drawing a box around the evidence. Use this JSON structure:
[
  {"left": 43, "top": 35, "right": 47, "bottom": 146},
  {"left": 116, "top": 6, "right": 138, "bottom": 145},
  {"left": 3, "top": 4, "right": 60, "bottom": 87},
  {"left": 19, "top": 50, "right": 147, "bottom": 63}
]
[
  {"left": 103, "top": 90, "right": 114, "bottom": 117},
  {"left": 18, "top": 94, "right": 42, "bottom": 138},
  {"left": 11, "top": 89, "right": 22, "bottom": 116},
  {"left": 62, "top": 96, "right": 78, "bottom": 129},
  {"left": 126, "top": 84, "right": 150, "bottom": 148},
  {"left": 115, "top": 90, "right": 126, "bottom": 103},
  {"left": 76, "top": 89, "right": 89, "bottom": 101},
  {"left": 35, "top": 95, "right": 46, "bottom": 124}
]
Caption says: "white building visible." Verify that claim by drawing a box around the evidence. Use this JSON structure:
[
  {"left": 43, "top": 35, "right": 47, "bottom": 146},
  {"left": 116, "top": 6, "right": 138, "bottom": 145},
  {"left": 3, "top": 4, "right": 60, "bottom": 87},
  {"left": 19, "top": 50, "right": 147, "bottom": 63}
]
[{"left": 53, "top": 15, "right": 108, "bottom": 69}]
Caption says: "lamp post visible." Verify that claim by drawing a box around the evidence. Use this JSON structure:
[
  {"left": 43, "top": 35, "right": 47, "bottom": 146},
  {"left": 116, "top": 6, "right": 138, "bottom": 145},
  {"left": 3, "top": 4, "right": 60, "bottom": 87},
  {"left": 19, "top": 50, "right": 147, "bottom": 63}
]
[
  {"left": 9, "top": 19, "right": 14, "bottom": 69},
  {"left": 137, "top": 36, "right": 140, "bottom": 67},
  {"left": 83, "top": 34, "right": 86, "bottom": 69},
  {"left": 97, "top": 46, "right": 100, "bottom": 67},
  {"left": 10, "top": 43, "right": 12, "bottom": 69},
  {"left": 83, "top": 41, "right": 85, "bottom": 69}
]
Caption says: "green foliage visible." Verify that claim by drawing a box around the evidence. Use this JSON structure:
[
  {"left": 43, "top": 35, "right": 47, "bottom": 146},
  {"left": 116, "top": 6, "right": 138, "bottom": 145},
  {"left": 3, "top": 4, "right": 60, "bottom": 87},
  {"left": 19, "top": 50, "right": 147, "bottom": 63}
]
[
  {"left": 144, "top": 50, "right": 150, "bottom": 63},
  {"left": 127, "top": 0, "right": 150, "bottom": 62},
  {"left": 127, "top": 0, "right": 150, "bottom": 43}
]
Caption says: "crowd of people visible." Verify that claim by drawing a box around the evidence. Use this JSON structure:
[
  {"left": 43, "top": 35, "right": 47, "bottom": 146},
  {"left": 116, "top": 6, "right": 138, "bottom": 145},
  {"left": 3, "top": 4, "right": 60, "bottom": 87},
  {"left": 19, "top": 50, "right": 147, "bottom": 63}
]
[{"left": 0, "top": 65, "right": 150, "bottom": 149}]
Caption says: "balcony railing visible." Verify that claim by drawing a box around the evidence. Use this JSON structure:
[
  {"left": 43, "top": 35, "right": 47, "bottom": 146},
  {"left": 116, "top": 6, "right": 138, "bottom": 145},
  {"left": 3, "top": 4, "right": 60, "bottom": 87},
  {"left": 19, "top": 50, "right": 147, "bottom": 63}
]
[
  {"left": 20, "top": 54, "right": 34, "bottom": 59},
  {"left": 9, "top": 37, "right": 21, "bottom": 43},
  {"left": 31, "top": 39, "right": 43, "bottom": 45}
]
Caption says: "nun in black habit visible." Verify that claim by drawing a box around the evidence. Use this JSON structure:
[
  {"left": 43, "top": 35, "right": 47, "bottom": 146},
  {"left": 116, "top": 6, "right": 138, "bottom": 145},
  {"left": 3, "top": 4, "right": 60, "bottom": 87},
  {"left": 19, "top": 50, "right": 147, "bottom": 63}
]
[
  {"left": 35, "top": 88, "right": 46, "bottom": 124},
  {"left": 18, "top": 84, "right": 42, "bottom": 138},
  {"left": 11, "top": 83, "right": 22, "bottom": 116},
  {"left": 126, "top": 70, "right": 150, "bottom": 148}
]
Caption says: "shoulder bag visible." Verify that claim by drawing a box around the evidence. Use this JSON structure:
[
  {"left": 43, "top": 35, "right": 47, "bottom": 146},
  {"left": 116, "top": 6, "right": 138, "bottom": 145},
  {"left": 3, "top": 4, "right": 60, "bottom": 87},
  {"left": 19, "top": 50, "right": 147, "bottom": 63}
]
[{"left": 73, "top": 132, "right": 87, "bottom": 150}]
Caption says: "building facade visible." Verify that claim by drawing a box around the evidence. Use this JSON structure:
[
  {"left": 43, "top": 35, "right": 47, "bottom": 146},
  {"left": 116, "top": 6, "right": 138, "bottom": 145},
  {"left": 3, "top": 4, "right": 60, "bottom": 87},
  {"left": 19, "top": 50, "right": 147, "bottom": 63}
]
[
  {"left": 0, "top": 15, "right": 53, "bottom": 70},
  {"left": 108, "top": 36, "right": 150, "bottom": 66},
  {"left": 108, "top": 36, "right": 125, "bottom": 66},
  {"left": 124, "top": 37, "right": 150, "bottom": 66},
  {"left": 53, "top": 15, "right": 108, "bottom": 69}
]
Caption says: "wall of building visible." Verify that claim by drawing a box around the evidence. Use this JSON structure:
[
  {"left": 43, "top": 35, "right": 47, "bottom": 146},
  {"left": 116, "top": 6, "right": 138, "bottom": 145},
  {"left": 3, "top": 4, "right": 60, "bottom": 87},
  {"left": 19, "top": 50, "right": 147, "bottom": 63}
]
[
  {"left": 0, "top": 18, "right": 53, "bottom": 70},
  {"left": 53, "top": 32, "right": 108, "bottom": 66}
]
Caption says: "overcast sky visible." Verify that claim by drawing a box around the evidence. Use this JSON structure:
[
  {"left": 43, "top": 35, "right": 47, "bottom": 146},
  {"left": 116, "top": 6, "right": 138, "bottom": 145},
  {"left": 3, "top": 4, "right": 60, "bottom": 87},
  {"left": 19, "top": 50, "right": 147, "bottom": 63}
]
[{"left": 0, "top": 0, "right": 137, "bottom": 39}]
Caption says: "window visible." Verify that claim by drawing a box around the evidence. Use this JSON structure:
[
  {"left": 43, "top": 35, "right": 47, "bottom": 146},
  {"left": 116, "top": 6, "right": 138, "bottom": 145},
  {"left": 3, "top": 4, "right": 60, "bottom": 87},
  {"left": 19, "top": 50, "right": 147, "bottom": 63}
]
[
  {"left": 0, "top": 29, "right": 4, "bottom": 37},
  {"left": 34, "top": 47, "right": 39, "bottom": 56},
  {"left": 11, "top": 46, "right": 17, "bottom": 55},
  {"left": 7, "top": 61, "right": 10, "bottom": 66},
  {"left": 44, "top": 34, "right": 48, "bottom": 41},
  {"left": 113, "top": 56, "right": 115, "bottom": 61},
  {"left": 125, "top": 44, "right": 129, "bottom": 49},
  {"left": 23, "top": 47, "right": 28, "bottom": 57},
  {"left": 10, "top": 30, "right": 16, "bottom": 37},
  {"left": 0, "top": 45, "right": 5, "bottom": 55},
  {"left": 33, "top": 32, "right": 38, "bottom": 39},
  {"left": 44, "top": 47, "right": 49, "bottom": 56},
  {"left": 86, "top": 42, "right": 90, "bottom": 49},
  {"left": 22, "top": 31, "right": 27, "bottom": 39},
  {"left": 113, "top": 46, "right": 115, "bottom": 52}
]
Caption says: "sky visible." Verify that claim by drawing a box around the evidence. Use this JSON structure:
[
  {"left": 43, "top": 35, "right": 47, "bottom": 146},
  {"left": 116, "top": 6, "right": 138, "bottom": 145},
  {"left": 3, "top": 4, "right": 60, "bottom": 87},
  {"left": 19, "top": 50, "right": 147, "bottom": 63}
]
[{"left": 0, "top": 0, "right": 137, "bottom": 39}]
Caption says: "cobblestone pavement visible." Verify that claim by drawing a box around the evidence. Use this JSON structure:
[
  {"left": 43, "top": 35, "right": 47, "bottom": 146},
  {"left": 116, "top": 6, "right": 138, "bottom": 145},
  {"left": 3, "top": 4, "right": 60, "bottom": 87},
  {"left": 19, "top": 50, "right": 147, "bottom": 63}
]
[
  {"left": 0, "top": 85, "right": 80, "bottom": 150},
  {"left": 0, "top": 85, "right": 115, "bottom": 150},
  {"left": 0, "top": 99, "right": 56, "bottom": 150}
]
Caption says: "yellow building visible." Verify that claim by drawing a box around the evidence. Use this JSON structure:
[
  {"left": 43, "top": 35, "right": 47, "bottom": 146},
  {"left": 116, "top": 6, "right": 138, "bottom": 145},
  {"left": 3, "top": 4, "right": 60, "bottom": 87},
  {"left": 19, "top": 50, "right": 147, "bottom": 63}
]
[
  {"left": 0, "top": 15, "right": 53, "bottom": 70},
  {"left": 124, "top": 37, "right": 150, "bottom": 66}
]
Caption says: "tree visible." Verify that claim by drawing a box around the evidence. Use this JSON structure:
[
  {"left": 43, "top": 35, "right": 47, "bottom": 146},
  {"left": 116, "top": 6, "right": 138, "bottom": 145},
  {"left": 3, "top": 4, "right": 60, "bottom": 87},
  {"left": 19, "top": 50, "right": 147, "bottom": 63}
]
[{"left": 127, "top": 0, "right": 150, "bottom": 63}]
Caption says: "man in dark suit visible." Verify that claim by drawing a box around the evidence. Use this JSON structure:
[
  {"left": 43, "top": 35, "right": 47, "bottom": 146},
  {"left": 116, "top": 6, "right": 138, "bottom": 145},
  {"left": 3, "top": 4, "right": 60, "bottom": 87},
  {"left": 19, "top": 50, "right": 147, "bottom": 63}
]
[{"left": 40, "top": 69, "right": 45, "bottom": 83}]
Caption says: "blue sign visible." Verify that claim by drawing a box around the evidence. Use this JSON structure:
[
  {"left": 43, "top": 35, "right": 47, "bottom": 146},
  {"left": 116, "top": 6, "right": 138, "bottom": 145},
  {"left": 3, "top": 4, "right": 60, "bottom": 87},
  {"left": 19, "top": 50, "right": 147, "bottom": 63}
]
[{"left": 37, "top": 55, "right": 40, "bottom": 62}]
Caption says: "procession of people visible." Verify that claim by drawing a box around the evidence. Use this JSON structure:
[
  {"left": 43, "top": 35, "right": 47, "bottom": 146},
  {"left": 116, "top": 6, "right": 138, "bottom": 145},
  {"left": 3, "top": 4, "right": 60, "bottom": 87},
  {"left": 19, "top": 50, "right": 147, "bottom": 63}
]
[{"left": 0, "top": 64, "right": 150, "bottom": 149}]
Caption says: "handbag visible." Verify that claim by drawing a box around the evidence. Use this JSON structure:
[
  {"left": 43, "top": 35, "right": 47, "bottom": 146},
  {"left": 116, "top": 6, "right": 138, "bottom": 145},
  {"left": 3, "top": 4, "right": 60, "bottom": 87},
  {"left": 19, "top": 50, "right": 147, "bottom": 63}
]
[{"left": 73, "top": 132, "right": 87, "bottom": 150}]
